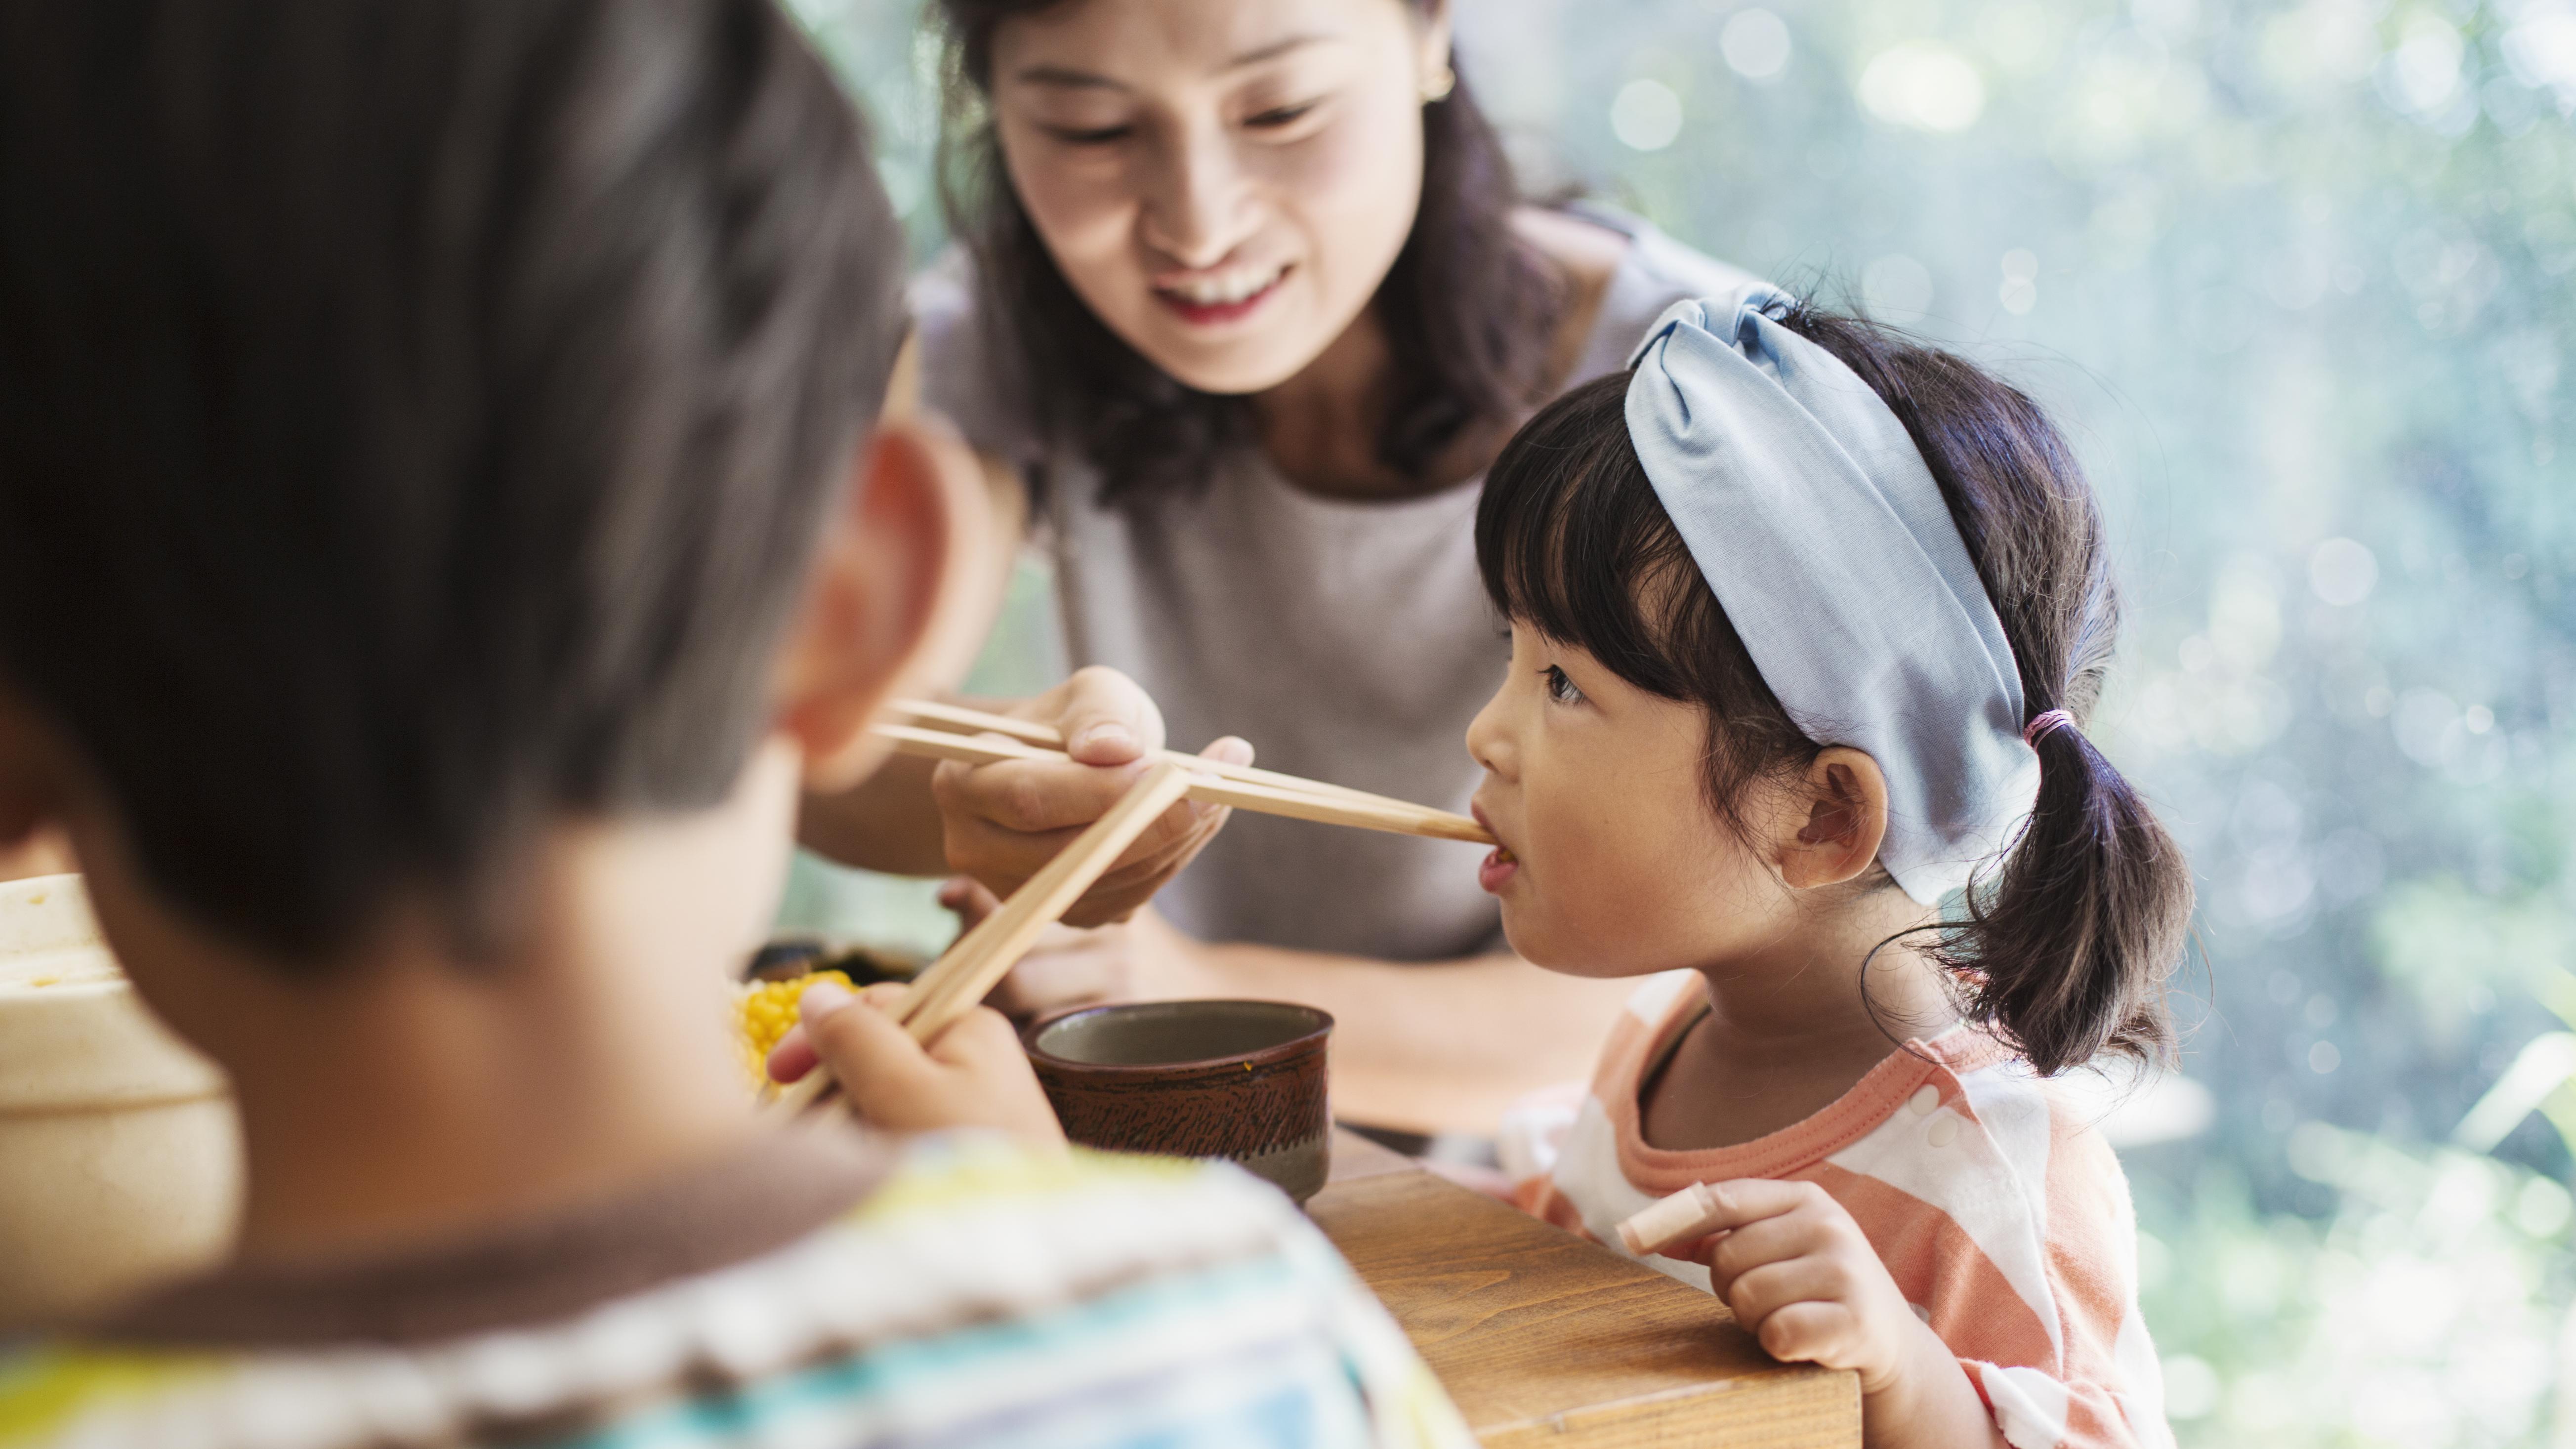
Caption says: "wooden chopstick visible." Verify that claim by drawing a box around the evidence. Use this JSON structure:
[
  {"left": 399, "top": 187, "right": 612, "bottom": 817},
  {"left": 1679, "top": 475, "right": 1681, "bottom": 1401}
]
[
  {"left": 897, "top": 761, "right": 1196, "bottom": 1041},
  {"left": 887, "top": 698, "right": 1399, "bottom": 811},
  {"left": 764, "top": 763, "right": 1198, "bottom": 1118},
  {"left": 871, "top": 723, "right": 1493, "bottom": 845}
]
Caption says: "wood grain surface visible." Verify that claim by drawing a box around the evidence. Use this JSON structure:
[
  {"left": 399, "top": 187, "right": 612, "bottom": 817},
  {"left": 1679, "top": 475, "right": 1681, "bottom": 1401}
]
[{"left": 1310, "top": 1138, "right": 1861, "bottom": 1448}]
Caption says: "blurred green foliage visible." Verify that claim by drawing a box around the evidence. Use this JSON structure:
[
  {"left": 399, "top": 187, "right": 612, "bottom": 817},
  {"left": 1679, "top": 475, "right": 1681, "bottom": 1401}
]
[{"left": 786, "top": 0, "right": 2576, "bottom": 1437}]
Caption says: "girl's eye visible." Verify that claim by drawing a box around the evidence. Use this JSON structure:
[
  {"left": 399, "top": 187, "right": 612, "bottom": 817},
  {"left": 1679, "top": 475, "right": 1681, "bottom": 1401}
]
[
  {"left": 1543, "top": 665, "right": 1586, "bottom": 706},
  {"left": 1045, "top": 123, "right": 1133, "bottom": 146}
]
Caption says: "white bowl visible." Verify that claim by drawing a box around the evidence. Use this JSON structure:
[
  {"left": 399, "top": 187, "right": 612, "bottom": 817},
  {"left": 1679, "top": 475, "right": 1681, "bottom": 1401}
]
[{"left": 0, "top": 874, "right": 240, "bottom": 1325}]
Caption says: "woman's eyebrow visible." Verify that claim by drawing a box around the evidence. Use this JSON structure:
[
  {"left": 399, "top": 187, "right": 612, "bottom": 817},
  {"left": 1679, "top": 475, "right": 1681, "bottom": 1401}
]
[
  {"left": 1010, "top": 34, "right": 1338, "bottom": 89},
  {"left": 1222, "top": 34, "right": 1336, "bottom": 69}
]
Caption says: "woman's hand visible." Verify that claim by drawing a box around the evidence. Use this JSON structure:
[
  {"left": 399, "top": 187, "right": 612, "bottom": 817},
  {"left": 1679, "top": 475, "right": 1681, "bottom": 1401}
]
[
  {"left": 768, "top": 979, "right": 1065, "bottom": 1148},
  {"left": 1682, "top": 1180, "right": 2003, "bottom": 1449},
  {"left": 929, "top": 667, "right": 1252, "bottom": 926},
  {"left": 938, "top": 876, "right": 1209, "bottom": 1022}
]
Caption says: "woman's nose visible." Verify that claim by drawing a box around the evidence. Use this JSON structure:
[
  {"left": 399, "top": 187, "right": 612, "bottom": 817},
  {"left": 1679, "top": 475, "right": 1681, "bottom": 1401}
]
[{"left": 1137, "top": 122, "right": 1253, "bottom": 269}]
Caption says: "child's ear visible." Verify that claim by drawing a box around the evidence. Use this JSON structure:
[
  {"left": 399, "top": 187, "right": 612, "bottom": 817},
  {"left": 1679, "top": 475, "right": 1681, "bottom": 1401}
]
[
  {"left": 0, "top": 691, "right": 69, "bottom": 867},
  {"left": 1775, "top": 747, "right": 1891, "bottom": 890},
  {"left": 773, "top": 406, "right": 1006, "bottom": 795}
]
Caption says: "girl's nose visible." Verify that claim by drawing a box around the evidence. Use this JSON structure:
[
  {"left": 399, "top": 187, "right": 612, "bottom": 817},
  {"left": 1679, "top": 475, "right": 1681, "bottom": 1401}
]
[
  {"left": 1137, "top": 122, "right": 1254, "bottom": 270},
  {"left": 1465, "top": 689, "right": 1514, "bottom": 780}
]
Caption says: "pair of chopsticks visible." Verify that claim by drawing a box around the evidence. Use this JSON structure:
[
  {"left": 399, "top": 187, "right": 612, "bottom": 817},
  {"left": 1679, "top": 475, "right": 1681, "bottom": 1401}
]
[
  {"left": 765, "top": 759, "right": 1196, "bottom": 1114},
  {"left": 872, "top": 699, "right": 1494, "bottom": 845},
  {"left": 764, "top": 701, "right": 1493, "bottom": 1115}
]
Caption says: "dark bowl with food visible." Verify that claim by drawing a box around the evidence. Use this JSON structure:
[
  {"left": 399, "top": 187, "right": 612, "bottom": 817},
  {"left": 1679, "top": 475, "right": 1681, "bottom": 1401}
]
[{"left": 1023, "top": 1000, "right": 1333, "bottom": 1204}]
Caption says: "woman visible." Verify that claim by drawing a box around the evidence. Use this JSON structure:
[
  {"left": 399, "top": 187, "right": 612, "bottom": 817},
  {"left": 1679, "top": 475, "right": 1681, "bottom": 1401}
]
[{"left": 805, "top": 0, "right": 1758, "bottom": 1135}]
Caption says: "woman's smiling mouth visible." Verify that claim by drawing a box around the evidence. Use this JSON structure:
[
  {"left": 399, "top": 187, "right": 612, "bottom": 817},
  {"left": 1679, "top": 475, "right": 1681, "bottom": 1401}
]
[{"left": 1152, "top": 261, "right": 1290, "bottom": 326}]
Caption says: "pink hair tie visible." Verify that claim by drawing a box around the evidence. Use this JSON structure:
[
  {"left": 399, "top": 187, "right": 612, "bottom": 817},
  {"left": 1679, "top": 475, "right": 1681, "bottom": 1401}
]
[{"left": 2023, "top": 709, "right": 2077, "bottom": 748}]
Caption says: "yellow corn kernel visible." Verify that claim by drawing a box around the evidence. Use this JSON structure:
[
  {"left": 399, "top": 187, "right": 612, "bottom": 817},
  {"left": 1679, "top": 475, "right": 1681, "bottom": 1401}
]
[{"left": 733, "top": 970, "right": 856, "bottom": 1085}]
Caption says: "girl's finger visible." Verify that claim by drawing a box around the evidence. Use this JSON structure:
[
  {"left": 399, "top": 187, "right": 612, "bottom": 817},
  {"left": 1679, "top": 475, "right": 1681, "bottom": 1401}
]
[
  {"left": 1675, "top": 1230, "right": 1732, "bottom": 1267},
  {"left": 1719, "top": 1256, "right": 1854, "bottom": 1333},
  {"left": 1750, "top": 1300, "right": 1861, "bottom": 1367},
  {"left": 1706, "top": 1211, "right": 1836, "bottom": 1288},
  {"left": 1692, "top": 1178, "right": 1834, "bottom": 1235}
]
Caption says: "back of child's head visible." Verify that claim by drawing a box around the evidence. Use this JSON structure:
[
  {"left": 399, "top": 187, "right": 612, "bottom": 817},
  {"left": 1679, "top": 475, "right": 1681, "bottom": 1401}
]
[
  {"left": 0, "top": 0, "right": 904, "bottom": 964},
  {"left": 1477, "top": 295, "right": 2192, "bottom": 1076}
]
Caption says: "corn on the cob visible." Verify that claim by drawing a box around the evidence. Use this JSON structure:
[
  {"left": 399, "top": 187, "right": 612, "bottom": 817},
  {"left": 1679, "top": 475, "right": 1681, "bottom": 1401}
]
[{"left": 733, "top": 970, "right": 854, "bottom": 1086}]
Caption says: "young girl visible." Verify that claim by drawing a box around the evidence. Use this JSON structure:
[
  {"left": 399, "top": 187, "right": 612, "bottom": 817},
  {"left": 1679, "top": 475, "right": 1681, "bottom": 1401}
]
[{"left": 1466, "top": 288, "right": 2191, "bottom": 1449}]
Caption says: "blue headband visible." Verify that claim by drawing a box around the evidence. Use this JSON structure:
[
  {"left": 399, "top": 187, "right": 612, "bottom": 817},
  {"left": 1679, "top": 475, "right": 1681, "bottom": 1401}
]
[{"left": 1625, "top": 287, "right": 2036, "bottom": 903}]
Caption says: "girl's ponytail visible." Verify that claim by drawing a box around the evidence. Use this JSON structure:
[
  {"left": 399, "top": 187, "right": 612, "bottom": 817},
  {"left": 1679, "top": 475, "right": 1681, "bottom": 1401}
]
[
  {"left": 1773, "top": 304, "right": 2196, "bottom": 1076},
  {"left": 1940, "top": 710, "right": 2194, "bottom": 1075}
]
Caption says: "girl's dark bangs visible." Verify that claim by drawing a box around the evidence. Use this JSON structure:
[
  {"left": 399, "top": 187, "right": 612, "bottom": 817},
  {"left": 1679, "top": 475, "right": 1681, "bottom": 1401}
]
[{"left": 1474, "top": 374, "right": 1697, "bottom": 701}]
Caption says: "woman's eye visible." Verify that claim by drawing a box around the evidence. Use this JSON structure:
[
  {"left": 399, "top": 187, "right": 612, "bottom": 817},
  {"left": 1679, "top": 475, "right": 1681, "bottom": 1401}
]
[
  {"left": 1243, "top": 100, "right": 1320, "bottom": 129},
  {"left": 1543, "top": 665, "right": 1586, "bottom": 705},
  {"left": 1045, "top": 123, "right": 1133, "bottom": 146}
]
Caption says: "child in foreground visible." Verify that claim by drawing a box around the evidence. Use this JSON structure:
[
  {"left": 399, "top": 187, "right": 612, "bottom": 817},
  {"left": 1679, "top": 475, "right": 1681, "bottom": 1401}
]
[
  {"left": 1466, "top": 289, "right": 2192, "bottom": 1449},
  {"left": 0, "top": 2, "right": 1463, "bottom": 1445}
]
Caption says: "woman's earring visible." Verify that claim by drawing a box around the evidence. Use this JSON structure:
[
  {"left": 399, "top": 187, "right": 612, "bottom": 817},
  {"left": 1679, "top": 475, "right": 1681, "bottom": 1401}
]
[{"left": 1422, "top": 64, "right": 1456, "bottom": 103}]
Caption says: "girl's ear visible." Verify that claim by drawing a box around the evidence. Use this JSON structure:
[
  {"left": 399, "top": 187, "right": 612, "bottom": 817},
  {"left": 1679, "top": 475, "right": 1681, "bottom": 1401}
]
[
  {"left": 772, "top": 405, "right": 1006, "bottom": 795},
  {"left": 1775, "top": 747, "right": 1892, "bottom": 890}
]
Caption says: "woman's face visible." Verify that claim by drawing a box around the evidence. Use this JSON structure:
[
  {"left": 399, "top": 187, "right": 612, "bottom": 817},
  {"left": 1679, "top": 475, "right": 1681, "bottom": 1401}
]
[{"left": 988, "top": 0, "right": 1448, "bottom": 395}]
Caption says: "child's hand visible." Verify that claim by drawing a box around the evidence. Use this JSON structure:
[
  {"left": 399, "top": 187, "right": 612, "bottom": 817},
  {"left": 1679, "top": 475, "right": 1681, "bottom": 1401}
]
[
  {"left": 1682, "top": 1181, "right": 2007, "bottom": 1449},
  {"left": 1680, "top": 1180, "right": 1932, "bottom": 1394},
  {"left": 769, "top": 980, "right": 1067, "bottom": 1148}
]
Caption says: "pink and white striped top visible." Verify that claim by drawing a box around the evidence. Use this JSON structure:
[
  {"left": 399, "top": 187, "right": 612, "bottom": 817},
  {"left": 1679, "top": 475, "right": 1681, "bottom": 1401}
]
[{"left": 1504, "top": 973, "right": 2174, "bottom": 1449}]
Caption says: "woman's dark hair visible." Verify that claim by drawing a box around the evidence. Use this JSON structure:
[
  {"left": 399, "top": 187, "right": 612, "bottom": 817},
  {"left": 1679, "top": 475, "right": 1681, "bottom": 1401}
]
[
  {"left": 1476, "top": 302, "right": 2193, "bottom": 1075},
  {"left": 0, "top": 0, "right": 905, "bottom": 964},
  {"left": 931, "top": 0, "right": 1561, "bottom": 506}
]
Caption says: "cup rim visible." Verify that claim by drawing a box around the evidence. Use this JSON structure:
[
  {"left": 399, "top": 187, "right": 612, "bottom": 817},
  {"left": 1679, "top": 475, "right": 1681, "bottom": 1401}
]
[
  {"left": 1021, "top": 999, "right": 1333, "bottom": 1077},
  {"left": 0, "top": 978, "right": 127, "bottom": 1000}
]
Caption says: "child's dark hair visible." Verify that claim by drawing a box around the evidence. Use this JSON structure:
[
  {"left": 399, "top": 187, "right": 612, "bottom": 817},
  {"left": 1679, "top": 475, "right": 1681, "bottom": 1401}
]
[
  {"left": 1476, "top": 301, "right": 2192, "bottom": 1075},
  {"left": 0, "top": 0, "right": 906, "bottom": 963}
]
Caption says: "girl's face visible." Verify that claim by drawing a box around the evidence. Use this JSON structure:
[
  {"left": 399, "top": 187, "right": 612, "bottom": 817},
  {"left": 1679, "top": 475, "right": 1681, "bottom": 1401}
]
[
  {"left": 1465, "top": 623, "right": 1802, "bottom": 975},
  {"left": 988, "top": 0, "right": 1447, "bottom": 395}
]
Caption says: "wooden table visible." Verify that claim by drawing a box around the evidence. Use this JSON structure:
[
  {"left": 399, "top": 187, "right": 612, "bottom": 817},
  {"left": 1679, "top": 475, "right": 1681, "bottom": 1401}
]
[{"left": 1310, "top": 1131, "right": 1859, "bottom": 1448}]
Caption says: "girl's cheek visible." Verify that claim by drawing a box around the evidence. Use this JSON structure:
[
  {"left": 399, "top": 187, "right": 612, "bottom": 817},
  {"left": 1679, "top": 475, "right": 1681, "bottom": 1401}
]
[{"left": 1530, "top": 811, "right": 1639, "bottom": 954}]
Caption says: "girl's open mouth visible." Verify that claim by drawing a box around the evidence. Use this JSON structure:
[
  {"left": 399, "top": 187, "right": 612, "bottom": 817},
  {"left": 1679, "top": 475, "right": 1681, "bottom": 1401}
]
[{"left": 1477, "top": 845, "right": 1518, "bottom": 894}]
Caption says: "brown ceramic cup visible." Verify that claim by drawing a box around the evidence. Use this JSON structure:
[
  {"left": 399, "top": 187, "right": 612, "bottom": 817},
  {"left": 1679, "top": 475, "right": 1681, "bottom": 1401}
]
[{"left": 1023, "top": 1000, "right": 1333, "bottom": 1203}]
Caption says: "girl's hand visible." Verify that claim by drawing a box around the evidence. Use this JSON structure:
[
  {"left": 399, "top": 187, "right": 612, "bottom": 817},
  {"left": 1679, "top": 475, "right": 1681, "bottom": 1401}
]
[
  {"left": 1682, "top": 1181, "right": 2003, "bottom": 1449},
  {"left": 939, "top": 876, "right": 1208, "bottom": 1022},
  {"left": 1682, "top": 1180, "right": 1928, "bottom": 1392},
  {"left": 768, "top": 979, "right": 1066, "bottom": 1148},
  {"left": 927, "top": 667, "right": 1253, "bottom": 927}
]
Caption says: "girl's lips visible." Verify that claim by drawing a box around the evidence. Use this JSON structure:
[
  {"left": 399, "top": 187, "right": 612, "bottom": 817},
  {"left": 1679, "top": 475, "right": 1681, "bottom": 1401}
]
[{"left": 1477, "top": 845, "right": 1519, "bottom": 895}]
